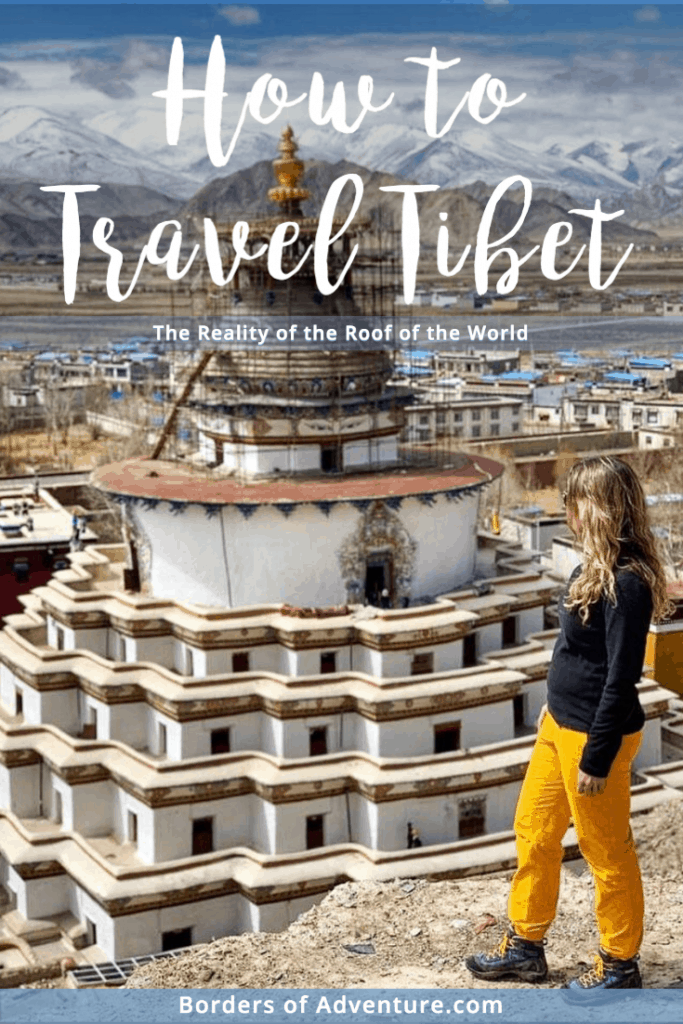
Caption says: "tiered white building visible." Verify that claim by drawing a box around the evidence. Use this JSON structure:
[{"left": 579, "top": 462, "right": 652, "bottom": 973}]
[{"left": 0, "top": 133, "right": 676, "bottom": 964}]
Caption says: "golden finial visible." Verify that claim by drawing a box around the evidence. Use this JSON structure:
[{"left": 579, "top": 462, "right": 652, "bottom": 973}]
[{"left": 267, "top": 125, "right": 310, "bottom": 210}]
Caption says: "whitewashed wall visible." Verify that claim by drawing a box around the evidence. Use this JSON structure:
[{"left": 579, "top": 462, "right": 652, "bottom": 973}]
[
  {"left": 0, "top": 763, "right": 41, "bottom": 818},
  {"left": 131, "top": 492, "right": 479, "bottom": 608},
  {"left": 636, "top": 717, "right": 662, "bottom": 769}
]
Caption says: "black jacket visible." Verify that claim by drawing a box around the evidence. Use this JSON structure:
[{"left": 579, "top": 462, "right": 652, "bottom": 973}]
[{"left": 546, "top": 566, "right": 651, "bottom": 778}]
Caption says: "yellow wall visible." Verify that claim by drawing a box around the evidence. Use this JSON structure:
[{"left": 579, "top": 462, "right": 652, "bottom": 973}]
[{"left": 645, "top": 628, "right": 683, "bottom": 696}]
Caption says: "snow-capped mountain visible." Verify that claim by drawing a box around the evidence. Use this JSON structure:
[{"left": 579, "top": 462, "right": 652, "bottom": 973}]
[
  {"left": 0, "top": 106, "right": 198, "bottom": 198},
  {"left": 182, "top": 122, "right": 646, "bottom": 201},
  {"left": 7, "top": 102, "right": 683, "bottom": 227},
  {"left": 388, "top": 129, "right": 638, "bottom": 197}
]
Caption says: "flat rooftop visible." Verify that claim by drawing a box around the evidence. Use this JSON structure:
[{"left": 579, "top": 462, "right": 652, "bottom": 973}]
[
  {"left": 0, "top": 491, "right": 94, "bottom": 548},
  {"left": 92, "top": 455, "right": 504, "bottom": 506}
]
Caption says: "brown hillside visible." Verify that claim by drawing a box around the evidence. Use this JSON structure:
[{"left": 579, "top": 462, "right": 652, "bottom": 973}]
[{"left": 125, "top": 798, "right": 683, "bottom": 991}]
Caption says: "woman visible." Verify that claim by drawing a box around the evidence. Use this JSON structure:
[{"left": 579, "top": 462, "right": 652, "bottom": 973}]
[{"left": 466, "top": 456, "right": 672, "bottom": 993}]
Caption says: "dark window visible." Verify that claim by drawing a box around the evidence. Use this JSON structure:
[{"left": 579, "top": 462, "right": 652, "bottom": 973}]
[
  {"left": 462, "top": 632, "right": 477, "bottom": 667},
  {"left": 434, "top": 722, "right": 461, "bottom": 754},
  {"left": 411, "top": 652, "right": 434, "bottom": 676},
  {"left": 211, "top": 728, "right": 231, "bottom": 754},
  {"left": 459, "top": 799, "right": 485, "bottom": 839},
  {"left": 162, "top": 927, "right": 192, "bottom": 952},
  {"left": 158, "top": 723, "right": 167, "bottom": 755},
  {"left": 128, "top": 811, "right": 138, "bottom": 844},
  {"left": 321, "top": 445, "right": 340, "bottom": 473},
  {"left": 14, "top": 689, "right": 23, "bottom": 717},
  {"left": 55, "top": 626, "right": 64, "bottom": 651},
  {"left": 502, "top": 615, "right": 517, "bottom": 647},
  {"left": 232, "top": 652, "right": 250, "bottom": 673},
  {"left": 306, "top": 814, "right": 324, "bottom": 849},
  {"left": 309, "top": 727, "right": 328, "bottom": 756},
  {"left": 320, "top": 652, "right": 336, "bottom": 674},
  {"left": 85, "top": 918, "right": 97, "bottom": 947},
  {"left": 513, "top": 694, "right": 525, "bottom": 731},
  {"left": 192, "top": 817, "right": 214, "bottom": 855}
]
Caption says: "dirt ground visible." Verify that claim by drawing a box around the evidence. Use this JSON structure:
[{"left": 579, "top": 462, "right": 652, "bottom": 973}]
[
  {"left": 124, "top": 799, "right": 683, "bottom": 991},
  {"left": 0, "top": 425, "right": 136, "bottom": 473}
]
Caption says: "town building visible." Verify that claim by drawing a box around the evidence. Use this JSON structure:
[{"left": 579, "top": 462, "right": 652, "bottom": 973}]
[
  {"left": 403, "top": 397, "right": 523, "bottom": 444},
  {"left": 435, "top": 349, "right": 521, "bottom": 378}
]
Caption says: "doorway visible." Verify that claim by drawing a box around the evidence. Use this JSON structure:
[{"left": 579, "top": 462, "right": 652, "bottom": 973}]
[
  {"left": 306, "top": 814, "right": 325, "bottom": 849},
  {"left": 364, "top": 554, "right": 393, "bottom": 606}
]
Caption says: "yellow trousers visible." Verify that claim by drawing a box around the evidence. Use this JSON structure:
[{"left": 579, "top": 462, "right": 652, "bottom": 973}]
[{"left": 509, "top": 711, "right": 644, "bottom": 959}]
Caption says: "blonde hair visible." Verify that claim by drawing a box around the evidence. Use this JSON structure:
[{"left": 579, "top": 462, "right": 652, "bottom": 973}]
[{"left": 563, "top": 456, "right": 673, "bottom": 624}]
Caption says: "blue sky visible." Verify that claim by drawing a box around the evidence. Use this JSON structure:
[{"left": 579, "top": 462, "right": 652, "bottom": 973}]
[{"left": 0, "top": 5, "right": 681, "bottom": 46}]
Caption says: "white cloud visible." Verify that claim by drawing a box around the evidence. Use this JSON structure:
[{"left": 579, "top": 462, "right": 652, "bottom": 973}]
[
  {"left": 218, "top": 6, "right": 261, "bottom": 26},
  {"left": 3, "top": 25, "right": 683, "bottom": 177},
  {"left": 635, "top": 6, "right": 660, "bottom": 22}
]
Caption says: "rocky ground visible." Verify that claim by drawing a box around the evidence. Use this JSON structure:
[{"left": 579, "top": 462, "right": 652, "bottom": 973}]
[{"left": 124, "top": 799, "right": 683, "bottom": 991}]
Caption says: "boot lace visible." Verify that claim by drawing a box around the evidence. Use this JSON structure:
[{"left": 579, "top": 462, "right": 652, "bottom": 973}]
[
  {"left": 481, "top": 931, "right": 509, "bottom": 963},
  {"left": 577, "top": 953, "right": 605, "bottom": 988}
]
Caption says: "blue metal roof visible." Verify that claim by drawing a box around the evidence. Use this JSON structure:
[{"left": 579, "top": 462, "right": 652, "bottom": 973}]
[
  {"left": 559, "top": 354, "right": 589, "bottom": 365},
  {"left": 510, "top": 504, "right": 545, "bottom": 517},
  {"left": 401, "top": 350, "right": 434, "bottom": 361},
  {"left": 498, "top": 370, "right": 542, "bottom": 381},
  {"left": 396, "top": 364, "right": 433, "bottom": 377},
  {"left": 629, "top": 357, "right": 671, "bottom": 369},
  {"left": 602, "top": 372, "right": 648, "bottom": 385}
]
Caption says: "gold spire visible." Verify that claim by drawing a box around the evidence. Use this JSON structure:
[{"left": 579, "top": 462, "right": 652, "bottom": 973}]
[{"left": 267, "top": 125, "right": 310, "bottom": 209}]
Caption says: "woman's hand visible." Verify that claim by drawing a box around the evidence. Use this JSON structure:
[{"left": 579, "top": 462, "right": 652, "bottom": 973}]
[{"left": 577, "top": 770, "right": 607, "bottom": 796}]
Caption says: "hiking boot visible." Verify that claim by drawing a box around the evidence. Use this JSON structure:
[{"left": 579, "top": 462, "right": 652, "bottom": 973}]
[
  {"left": 564, "top": 949, "right": 642, "bottom": 1000},
  {"left": 465, "top": 926, "right": 548, "bottom": 982}
]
